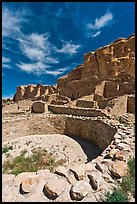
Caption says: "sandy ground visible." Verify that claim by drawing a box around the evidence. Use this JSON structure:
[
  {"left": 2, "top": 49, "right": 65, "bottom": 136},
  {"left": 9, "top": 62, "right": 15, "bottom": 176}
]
[{"left": 2, "top": 134, "right": 101, "bottom": 168}]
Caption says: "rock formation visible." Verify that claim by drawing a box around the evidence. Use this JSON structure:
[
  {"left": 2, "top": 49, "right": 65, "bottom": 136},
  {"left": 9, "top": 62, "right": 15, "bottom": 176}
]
[{"left": 57, "top": 35, "right": 135, "bottom": 101}]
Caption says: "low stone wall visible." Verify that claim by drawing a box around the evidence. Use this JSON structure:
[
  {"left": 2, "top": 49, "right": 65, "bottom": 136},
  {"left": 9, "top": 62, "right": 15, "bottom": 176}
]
[
  {"left": 76, "top": 99, "right": 96, "bottom": 108},
  {"left": 48, "top": 105, "right": 110, "bottom": 118},
  {"left": 36, "top": 115, "right": 116, "bottom": 150},
  {"left": 64, "top": 116, "right": 116, "bottom": 150}
]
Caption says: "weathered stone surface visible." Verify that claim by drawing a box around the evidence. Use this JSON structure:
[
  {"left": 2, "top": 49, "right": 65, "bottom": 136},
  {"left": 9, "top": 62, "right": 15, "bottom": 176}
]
[
  {"left": 109, "top": 161, "right": 127, "bottom": 178},
  {"left": 114, "top": 150, "right": 125, "bottom": 160},
  {"left": 117, "top": 142, "right": 130, "bottom": 150},
  {"left": 13, "top": 172, "right": 37, "bottom": 187},
  {"left": 70, "top": 165, "right": 85, "bottom": 180},
  {"left": 31, "top": 101, "right": 48, "bottom": 113},
  {"left": 54, "top": 184, "right": 72, "bottom": 202},
  {"left": 55, "top": 166, "right": 68, "bottom": 178},
  {"left": 109, "top": 149, "right": 119, "bottom": 158},
  {"left": 81, "top": 191, "right": 97, "bottom": 202},
  {"left": 67, "top": 170, "right": 78, "bottom": 185},
  {"left": 43, "top": 176, "right": 69, "bottom": 200},
  {"left": 14, "top": 84, "right": 58, "bottom": 102},
  {"left": 2, "top": 174, "right": 15, "bottom": 186},
  {"left": 76, "top": 99, "right": 96, "bottom": 108},
  {"left": 106, "top": 95, "right": 128, "bottom": 116},
  {"left": 114, "top": 133, "right": 122, "bottom": 139},
  {"left": 87, "top": 171, "right": 102, "bottom": 191},
  {"left": 83, "top": 163, "right": 96, "bottom": 174},
  {"left": 114, "top": 138, "right": 122, "bottom": 145},
  {"left": 24, "top": 192, "right": 50, "bottom": 202},
  {"left": 58, "top": 35, "right": 135, "bottom": 100},
  {"left": 65, "top": 116, "right": 117, "bottom": 150},
  {"left": 2, "top": 186, "right": 19, "bottom": 202},
  {"left": 95, "top": 162, "right": 105, "bottom": 173},
  {"left": 21, "top": 176, "right": 39, "bottom": 193},
  {"left": 102, "top": 172, "right": 114, "bottom": 183},
  {"left": 70, "top": 180, "right": 91, "bottom": 201}
]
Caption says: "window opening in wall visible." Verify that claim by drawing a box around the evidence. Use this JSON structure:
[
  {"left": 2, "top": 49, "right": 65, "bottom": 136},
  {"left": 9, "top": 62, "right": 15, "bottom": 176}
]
[{"left": 117, "top": 84, "right": 120, "bottom": 91}]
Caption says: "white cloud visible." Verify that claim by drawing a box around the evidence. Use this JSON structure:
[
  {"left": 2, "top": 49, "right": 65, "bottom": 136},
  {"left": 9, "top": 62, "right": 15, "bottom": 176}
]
[
  {"left": 87, "top": 12, "right": 113, "bottom": 30},
  {"left": 2, "top": 57, "right": 10, "bottom": 63},
  {"left": 91, "top": 31, "right": 101, "bottom": 37},
  {"left": 17, "top": 62, "right": 50, "bottom": 75},
  {"left": 17, "top": 61, "right": 67, "bottom": 76},
  {"left": 2, "top": 8, "right": 24, "bottom": 37},
  {"left": 46, "top": 67, "right": 67, "bottom": 76},
  {"left": 2, "top": 57, "right": 11, "bottom": 69},
  {"left": 29, "top": 33, "right": 48, "bottom": 50},
  {"left": 56, "top": 42, "right": 81, "bottom": 55},
  {"left": 46, "top": 57, "right": 59, "bottom": 64},
  {"left": 19, "top": 33, "right": 60, "bottom": 64},
  {"left": 21, "top": 45, "right": 45, "bottom": 61}
]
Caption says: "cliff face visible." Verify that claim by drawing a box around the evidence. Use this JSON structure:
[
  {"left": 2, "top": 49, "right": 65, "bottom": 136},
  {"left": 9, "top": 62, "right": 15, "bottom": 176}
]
[
  {"left": 14, "top": 84, "right": 58, "bottom": 102},
  {"left": 57, "top": 35, "right": 135, "bottom": 100}
]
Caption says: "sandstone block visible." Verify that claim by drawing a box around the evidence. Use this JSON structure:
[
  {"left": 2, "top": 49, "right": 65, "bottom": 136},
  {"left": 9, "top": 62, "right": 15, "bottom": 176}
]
[
  {"left": 21, "top": 176, "right": 39, "bottom": 193},
  {"left": 70, "top": 165, "right": 85, "bottom": 180},
  {"left": 114, "top": 150, "right": 125, "bottom": 161},
  {"left": 43, "top": 176, "right": 69, "bottom": 200},
  {"left": 13, "top": 172, "right": 37, "bottom": 187},
  {"left": 109, "top": 161, "right": 127, "bottom": 178},
  {"left": 70, "top": 180, "right": 91, "bottom": 201},
  {"left": 55, "top": 166, "right": 68, "bottom": 178}
]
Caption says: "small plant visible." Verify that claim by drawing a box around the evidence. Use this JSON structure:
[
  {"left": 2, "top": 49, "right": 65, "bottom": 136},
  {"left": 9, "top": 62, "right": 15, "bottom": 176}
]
[
  {"left": 3, "top": 148, "right": 66, "bottom": 176},
  {"left": 100, "top": 157, "right": 135, "bottom": 202},
  {"left": 119, "top": 157, "right": 135, "bottom": 197},
  {"left": 6, "top": 101, "right": 10, "bottom": 105},
  {"left": 102, "top": 188, "right": 128, "bottom": 202},
  {"left": 2, "top": 145, "right": 13, "bottom": 154}
]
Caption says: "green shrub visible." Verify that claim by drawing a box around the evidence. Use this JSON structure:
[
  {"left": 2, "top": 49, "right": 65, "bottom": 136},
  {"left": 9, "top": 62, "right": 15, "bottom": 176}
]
[
  {"left": 3, "top": 148, "right": 66, "bottom": 176},
  {"left": 102, "top": 188, "right": 128, "bottom": 202},
  {"left": 101, "top": 157, "right": 135, "bottom": 202},
  {"left": 127, "top": 157, "right": 135, "bottom": 177},
  {"left": 2, "top": 145, "right": 13, "bottom": 154},
  {"left": 120, "top": 157, "right": 135, "bottom": 197}
]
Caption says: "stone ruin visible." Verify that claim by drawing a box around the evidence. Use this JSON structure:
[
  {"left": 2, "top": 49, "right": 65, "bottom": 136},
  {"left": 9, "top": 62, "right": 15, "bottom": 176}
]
[
  {"left": 13, "top": 34, "right": 135, "bottom": 117},
  {"left": 2, "top": 34, "right": 135, "bottom": 202}
]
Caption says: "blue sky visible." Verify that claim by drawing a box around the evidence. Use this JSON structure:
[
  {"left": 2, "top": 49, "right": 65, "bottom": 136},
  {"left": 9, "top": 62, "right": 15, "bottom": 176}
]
[{"left": 2, "top": 2, "right": 135, "bottom": 98}]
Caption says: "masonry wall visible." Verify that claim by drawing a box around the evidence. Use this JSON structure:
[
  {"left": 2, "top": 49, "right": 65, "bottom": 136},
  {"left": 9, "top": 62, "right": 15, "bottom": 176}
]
[
  {"left": 48, "top": 105, "right": 110, "bottom": 118},
  {"left": 65, "top": 117, "right": 117, "bottom": 150}
]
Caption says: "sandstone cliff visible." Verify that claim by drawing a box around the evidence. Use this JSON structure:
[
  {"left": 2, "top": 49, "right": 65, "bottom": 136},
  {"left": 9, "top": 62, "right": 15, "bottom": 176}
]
[{"left": 57, "top": 35, "right": 135, "bottom": 100}]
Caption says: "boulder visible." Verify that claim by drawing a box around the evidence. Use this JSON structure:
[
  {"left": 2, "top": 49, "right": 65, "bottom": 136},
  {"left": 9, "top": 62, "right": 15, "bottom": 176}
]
[
  {"left": 109, "top": 161, "right": 127, "bottom": 178},
  {"left": 70, "top": 180, "right": 91, "bottom": 201},
  {"left": 13, "top": 172, "right": 37, "bottom": 187},
  {"left": 55, "top": 166, "right": 68, "bottom": 178},
  {"left": 43, "top": 176, "right": 69, "bottom": 200},
  {"left": 70, "top": 165, "right": 85, "bottom": 180}
]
